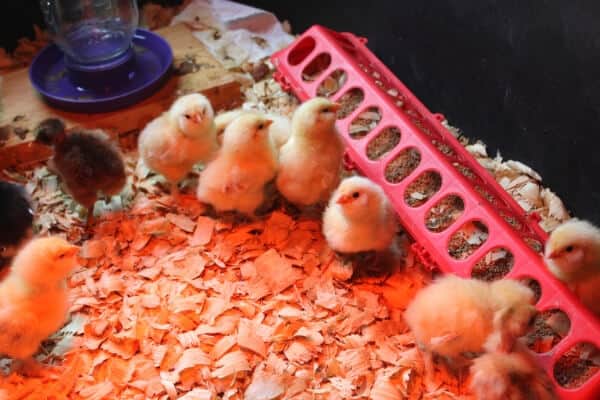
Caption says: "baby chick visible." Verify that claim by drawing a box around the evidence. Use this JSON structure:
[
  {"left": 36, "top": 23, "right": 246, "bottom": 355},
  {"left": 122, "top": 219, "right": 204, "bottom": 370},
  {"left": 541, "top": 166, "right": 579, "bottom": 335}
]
[
  {"left": 215, "top": 109, "right": 291, "bottom": 150},
  {"left": 35, "top": 118, "right": 126, "bottom": 225},
  {"left": 469, "top": 347, "right": 557, "bottom": 400},
  {"left": 0, "top": 236, "right": 79, "bottom": 375},
  {"left": 404, "top": 275, "right": 537, "bottom": 371},
  {"left": 544, "top": 218, "right": 600, "bottom": 315},
  {"left": 138, "top": 93, "right": 217, "bottom": 193},
  {"left": 0, "top": 180, "right": 34, "bottom": 261},
  {"left": 323, "top": 176, "right": 396, "bottom": 253},
  {"left": 276, "top": 97, "right": 344, "bottom": 207},
  {"left": 196, "top": 114, "right": 278, "bottom": 217}
]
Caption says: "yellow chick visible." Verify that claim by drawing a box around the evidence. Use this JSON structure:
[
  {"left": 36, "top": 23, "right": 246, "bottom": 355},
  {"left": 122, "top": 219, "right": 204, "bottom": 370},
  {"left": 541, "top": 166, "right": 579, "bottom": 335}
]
[
  {"left": 196, "top": 114, "right": 278, "bottom": 216},
  {"left": 323, "top": 176, "right": 397, "bottom": 253},
  {"left": 469, "top": 347, "right": 557, "bottom": 400},
  {"left": 215, "top": 109, "right": 291, "bottom": 150},
  {"left": 0, "top": 237, "right": 79, "bottom": 373},
  {"left": 138, "top": 93, "right": 217, "bottom": 194},
  {"left": 276, "top": 97, "right": 344, "bottom": 207},
  {"left": 404, "top": 275, "right": 537, "bottom": 370},
  {"left": 544, "top": 218, "right": 600, "bottom": 315}
]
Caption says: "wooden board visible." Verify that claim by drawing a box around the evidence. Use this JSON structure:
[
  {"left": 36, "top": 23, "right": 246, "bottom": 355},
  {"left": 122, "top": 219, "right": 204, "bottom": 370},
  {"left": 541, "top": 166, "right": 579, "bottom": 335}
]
[{"left": 0, "top": 23, "right": 243, "bottom": 170}]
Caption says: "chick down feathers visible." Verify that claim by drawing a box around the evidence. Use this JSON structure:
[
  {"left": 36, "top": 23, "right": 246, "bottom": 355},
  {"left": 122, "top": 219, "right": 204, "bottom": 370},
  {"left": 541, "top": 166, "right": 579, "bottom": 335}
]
[
  {"left": 35, "top": 119, "right": 126, "bottom": 210},
  {"left": 196, "top": 114, "right": 278, "bottom": 216},
  {"left": 404, "top": 275, "right": 537, "bottom": 361},
  {"left": 0, "top": 237, "right": 79, "bottom": 360},
  {"left": 215, "top": 109, "right": 291, "bottom": 151},
  {"left": 0, "top": 180, "right": 33, "bottom": 256},
  {"left": 323, "top": 176, "right": 397, "bottom": 253},
  {"left": 138, "top": 93, "right": 217, "bottom": 184},
  {"left": 544, "top": 218, "right": 600, "bottom": 315},
  {"left": 469, "top": 348, "right": 557, "bottom": 400},
  {"left": 276, "top": 97, "right": 344, "bottom": 206}
]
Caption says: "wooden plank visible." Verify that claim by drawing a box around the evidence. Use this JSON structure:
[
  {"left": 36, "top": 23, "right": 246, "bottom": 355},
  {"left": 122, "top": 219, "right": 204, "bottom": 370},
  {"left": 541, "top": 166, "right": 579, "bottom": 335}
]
[{"left": 0, "top": 23, "right": 243, "bottom": 170}]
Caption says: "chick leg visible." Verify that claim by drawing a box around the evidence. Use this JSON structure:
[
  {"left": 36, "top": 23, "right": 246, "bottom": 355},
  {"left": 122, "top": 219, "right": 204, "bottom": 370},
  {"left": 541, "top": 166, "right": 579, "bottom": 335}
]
[
  {"left": 421, "top": 350, "right": 439, "bottom": 392},
  {"left": 171, "top": 182, "right": 180, "bottom": 198},
  {"left": 85, "top": 208, "right": 96, "bottom": 228},
  {"left": 12, "top": 357, "right": 46, "bottom": 378}
]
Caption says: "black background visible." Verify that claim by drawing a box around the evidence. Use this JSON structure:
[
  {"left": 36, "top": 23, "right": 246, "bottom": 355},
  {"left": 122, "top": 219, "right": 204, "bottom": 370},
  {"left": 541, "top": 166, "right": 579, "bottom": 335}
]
[{"left": 3, "top": 0, "right": 600, "bottom": 224}]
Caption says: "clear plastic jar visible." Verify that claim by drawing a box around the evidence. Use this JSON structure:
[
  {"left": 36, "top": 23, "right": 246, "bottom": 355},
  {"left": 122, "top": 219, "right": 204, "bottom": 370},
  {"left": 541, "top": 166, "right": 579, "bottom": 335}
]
[{"left": 40, "top": 0, "right": 139, "bottom": 65}]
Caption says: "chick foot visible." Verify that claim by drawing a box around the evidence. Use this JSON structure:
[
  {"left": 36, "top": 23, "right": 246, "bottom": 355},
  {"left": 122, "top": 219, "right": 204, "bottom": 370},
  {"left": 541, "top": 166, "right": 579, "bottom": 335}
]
[
  {"left": 85, "top": 209, "right": 96, "bottom": 229},
  {"left": 11, "top": 358, "right": 48, "bottom": 378}
]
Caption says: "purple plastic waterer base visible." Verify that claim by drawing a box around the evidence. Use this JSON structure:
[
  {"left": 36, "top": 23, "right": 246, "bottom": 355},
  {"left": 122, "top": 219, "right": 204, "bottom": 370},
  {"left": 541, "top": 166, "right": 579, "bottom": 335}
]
[
  {"left": 64, "top": 46, "right": 136, "bottom": 90},
  {"left": 29, "top": 29, "right": 173, "bottom": 113}
]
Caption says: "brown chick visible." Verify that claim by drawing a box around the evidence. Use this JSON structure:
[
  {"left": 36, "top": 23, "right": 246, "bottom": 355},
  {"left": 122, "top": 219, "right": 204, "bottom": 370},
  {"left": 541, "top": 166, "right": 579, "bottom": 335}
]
[
  {"left": 35, "top": 118, "right": 127, "bottom": 225},
  {"left": 404, "top": 275, "right": 537, "bottom": 376},
  {"left": 469, "top": 344, "right": 557, "bottom": 400},
  {"left": 0, "top": 180, "right": 34, "bottom": 262},
  {"left": 0, "top": 237, "right": 79, "bottom": 375}
]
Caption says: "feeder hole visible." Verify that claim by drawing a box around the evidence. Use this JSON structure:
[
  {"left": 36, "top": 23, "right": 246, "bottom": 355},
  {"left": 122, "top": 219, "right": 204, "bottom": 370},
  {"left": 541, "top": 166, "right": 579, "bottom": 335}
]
[
  {"left": 336, "top": 88, "right": 365, "bottom": 120},
  {"left": 348, "top": 107, "right": 382, "bottom": 139},
  {"left": 384, "top": 147, "right": 421, "bottom": 184},
  {"left": 287, "top": 36, "right": 316, "bottom": 66},
  {"left": 366, "top": 126, "right": 402, "bottom": 160},
  {"left": 316, "top": 69, "right": 347, "bottom": 97},
  {"left": 448, "top": 220, "right": 489, "bottom": 260},
  {"left": 526, "top": 309, "right": 571, "bottom": 354},
  {"left": 404, "top": 171, "right": 442, "bottom": 207},
  {"left": 520, "top": 277, "right": 542, "bottom": 303},
  {"left": 425, "top": 195, "right": 465, "bottom": 233},
  {"left": 302, "top": 53, "right": 332, "bottom": 82},
  {"left": 553, "top": 342, "right": 600, "bottom": 389},
  {"left": 471, "top": 247, "right": 514, "bottom": 281},
  {"left": 524, "top": 237, "right": 544, "bottom": 253}
]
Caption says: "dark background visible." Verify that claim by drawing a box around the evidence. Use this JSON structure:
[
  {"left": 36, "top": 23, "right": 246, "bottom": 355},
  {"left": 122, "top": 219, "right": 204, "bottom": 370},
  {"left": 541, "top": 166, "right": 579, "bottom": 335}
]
[{"left": 3, "top": 0, "right": 600, "bottom": 224}]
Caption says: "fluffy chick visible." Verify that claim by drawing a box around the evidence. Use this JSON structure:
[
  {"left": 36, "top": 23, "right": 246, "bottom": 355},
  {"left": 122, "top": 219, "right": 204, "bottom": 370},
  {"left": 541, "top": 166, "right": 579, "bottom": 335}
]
[
  {"left": 323, "top": 176, "right": 397, "bottom": 253},
  {"left": 544, "top": 218, "right": 600, "bottom": 315},
  {"left": 469, "top": 347, "right": 557, "bottom": 400},
  {"left": 35, "top": 118, "right": 126, "bottom": 224},
  {"left": 0, "top": 237, "right": 79, "bottom": 373},
  {"left": 138, "top": 93, "right": 217, "bottom": 193},
  {"left": 196, "top": 114, "right": 278, "bottom": 216},
  {"left": 215, "top": 109, "right": 291, "bottom": 150},
  {"left": 404, "top": 276, "right": 537, "bottom": 370},
  {"left": 0, "top": 180, "right": 34, "bottom": 260},
  {"left": 276, "top": 97, "right": 344, "bottom": 207}
]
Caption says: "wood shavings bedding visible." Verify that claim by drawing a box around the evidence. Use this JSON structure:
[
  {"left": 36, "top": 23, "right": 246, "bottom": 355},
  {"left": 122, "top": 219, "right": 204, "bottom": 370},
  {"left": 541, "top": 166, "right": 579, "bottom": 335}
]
[
  {"left": 0, "top": 11, "right": 580, "bottom": 399},
  {"left": 0, "top": 188, "right": 457, "bottom": 398}
]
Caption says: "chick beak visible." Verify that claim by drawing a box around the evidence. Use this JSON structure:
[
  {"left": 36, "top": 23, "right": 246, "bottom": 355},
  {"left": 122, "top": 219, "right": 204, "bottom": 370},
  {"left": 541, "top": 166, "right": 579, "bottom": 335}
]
[
  {"left": 263, "top": 119, "right": 274, "bottom": 128},
  {"left": 64, "top": 245, "right": 80, "bottom": 257},
  {"left": 192, "top": 113, "right": 204, "bottom": 124},
  {"left": 329, "top": 103, "right": 341, "bottom": 112},
  {"left": 337, "top": 194, "right": 353, "bottom": 204},
  {"left": 546, "top": 250, "right": 559, "bottom": 260}
]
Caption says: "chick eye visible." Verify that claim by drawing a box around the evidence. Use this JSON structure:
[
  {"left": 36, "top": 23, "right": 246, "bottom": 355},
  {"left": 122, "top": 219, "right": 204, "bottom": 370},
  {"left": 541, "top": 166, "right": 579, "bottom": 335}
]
[
  {"left": 352, "top": 191, "right": 360, "bottom": 199},
  {"left": 258, "top": 123, "right": 264, "bottom": 130},
  {"left": 184, "top": 114, "right": 191, "bottom": 119},
  {"left": 322, "top": 108, "right": 330, "bottom": 113},
  {"left": 58, "top": 253, "right": 66, "bottom": 259},
  {"left": 565, "top": 245, "right": 574, "bottom": 253}
]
